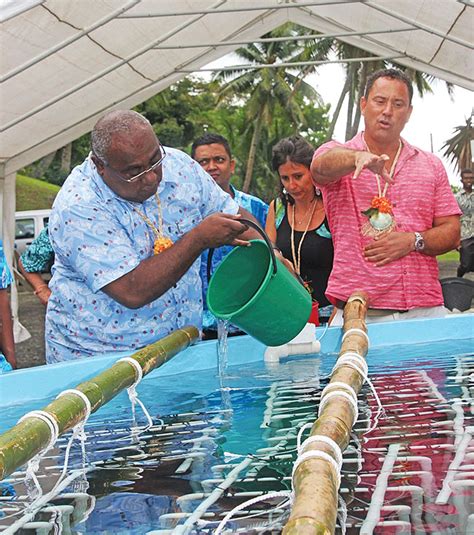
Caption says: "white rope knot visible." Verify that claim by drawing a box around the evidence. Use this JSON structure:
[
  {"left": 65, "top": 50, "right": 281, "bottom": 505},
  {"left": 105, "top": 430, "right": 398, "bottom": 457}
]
[
  {"left": 341, "top": 328, "right": 370, "bottom": 347},
  {"left": 18, "top": 410, "right": 59, "bottom": 452}
]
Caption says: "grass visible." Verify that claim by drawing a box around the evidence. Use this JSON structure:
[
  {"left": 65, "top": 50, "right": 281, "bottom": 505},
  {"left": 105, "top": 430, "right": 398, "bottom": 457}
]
[
  {"left": 16, "top": 174, "right": 60, "bottom": 211},
  {"left": 437, "top": 250, "right": 459, "bottom": 262}
]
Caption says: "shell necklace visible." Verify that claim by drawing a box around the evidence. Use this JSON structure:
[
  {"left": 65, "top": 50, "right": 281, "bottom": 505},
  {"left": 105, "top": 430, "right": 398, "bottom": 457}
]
[
  {"left": 361, "top": 138, "right": 403, "bottom": 237},
  {"left": 290, "top": 197, "right": 319, "bottom": 276},
  {"left": 133, "top": 192, "right": 173, "bottom": 254}
]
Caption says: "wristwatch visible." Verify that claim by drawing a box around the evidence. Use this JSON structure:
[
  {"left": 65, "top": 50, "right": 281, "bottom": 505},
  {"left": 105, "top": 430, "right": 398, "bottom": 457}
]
[{"left": 414, "top": 232, "right": 425, "bottom": 252}]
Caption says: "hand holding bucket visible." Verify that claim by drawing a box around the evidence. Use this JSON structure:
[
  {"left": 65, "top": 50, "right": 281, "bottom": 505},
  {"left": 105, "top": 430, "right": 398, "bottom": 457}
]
[{"left": 206, "top": 219, "right": 312, "bottom": 347}]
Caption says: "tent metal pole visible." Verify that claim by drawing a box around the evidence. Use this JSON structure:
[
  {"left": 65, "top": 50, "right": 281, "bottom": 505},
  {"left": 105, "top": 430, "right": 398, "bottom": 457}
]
[
  {"left": 177, "top": 54, "right": 403, "bottom": 73},
  {"left": 120, "top": 0, "right": 359, "bottom": 18},
  {"left": 0, "top": 169, "right": 30, "bottom": 349},
  {"left": 153, "top": 27, "right": 411, "bottom": 49}
]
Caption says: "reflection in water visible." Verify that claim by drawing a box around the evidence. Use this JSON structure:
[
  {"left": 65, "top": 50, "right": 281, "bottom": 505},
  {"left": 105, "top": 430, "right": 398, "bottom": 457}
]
[{"left": 0, "top": 341, "right": 472, "bottom": 533}]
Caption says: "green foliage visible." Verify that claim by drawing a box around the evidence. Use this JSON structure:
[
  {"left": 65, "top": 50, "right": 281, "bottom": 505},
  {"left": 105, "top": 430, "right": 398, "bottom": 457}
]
[
  {"left": 214, "top": 23, "right": 330, "bottom": 192},
  {"left": 22, "top": 133, "right": 91, "bottom": 187},
  {"left": 135, "top": 77, "right": 234, "bottom": 151},
  {"left": 16, "top": 174, "right": 60, "bottom": 210},
  {"left": 136, "top": 74, "right": 330, "bottom": 202}
]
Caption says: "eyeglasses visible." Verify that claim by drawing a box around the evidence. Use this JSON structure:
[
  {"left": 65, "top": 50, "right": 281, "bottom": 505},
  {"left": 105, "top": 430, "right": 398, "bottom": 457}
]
[{"left": 101, "top": 145, "right": 166, "bottom": 183}]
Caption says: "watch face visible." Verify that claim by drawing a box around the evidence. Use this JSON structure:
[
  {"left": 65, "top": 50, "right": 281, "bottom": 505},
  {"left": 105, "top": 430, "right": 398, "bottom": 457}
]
[{"left": 415, "top": 233, "right": 424, "bottom": 250}]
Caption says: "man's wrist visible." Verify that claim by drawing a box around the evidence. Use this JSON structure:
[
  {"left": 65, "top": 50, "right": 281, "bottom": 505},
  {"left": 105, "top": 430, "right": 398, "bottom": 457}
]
[{"left": 413, "top": 231, "right": 425, "bottom": 252}]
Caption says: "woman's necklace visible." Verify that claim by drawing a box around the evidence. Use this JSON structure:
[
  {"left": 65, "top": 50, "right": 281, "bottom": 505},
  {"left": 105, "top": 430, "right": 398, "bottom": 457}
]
[
  {"left": 290, "top": 197, "right": 319, "bottom": 276},
  {"left": 133, "top": 192, "right": 173, "bottom": 254},
  {"left": 293, "top": 197, "right": 317, "bottom": 225},
  {"left": 361, "top": 138, "right": 403, "bottom": 237}
]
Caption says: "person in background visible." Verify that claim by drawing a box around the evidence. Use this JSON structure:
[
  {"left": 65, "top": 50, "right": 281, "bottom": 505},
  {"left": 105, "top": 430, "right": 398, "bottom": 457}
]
[
  {"left": 265, "top": 136, "right": 334, "bottom": 323},
  {"left": 46, "top": 110, "right": 261, "bottom": 363},
  {"left": 18, "top": 227, "right": 54, "bottom": 305},
  {"left": 0, "top": 239, "right": 16, "bottom": 371},
  {"left": 455, "top": 168, "right": 474, "bottom": 277},
  {"left": 311, "top": 68, "right": 461, "bottom": 325},
  {"left": 191, "top": 133, "right": 269, "bottom": 338}
]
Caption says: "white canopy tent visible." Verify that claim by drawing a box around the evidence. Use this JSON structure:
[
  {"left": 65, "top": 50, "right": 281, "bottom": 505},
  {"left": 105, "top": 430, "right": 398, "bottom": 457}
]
[{"left": 0, "top": 0, "right": 473, "bottom": 335}]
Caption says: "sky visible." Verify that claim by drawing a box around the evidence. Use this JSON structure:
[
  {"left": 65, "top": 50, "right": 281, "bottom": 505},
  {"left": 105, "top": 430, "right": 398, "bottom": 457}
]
[{"left": 200, "top": 57, "right": 473, "bottom": 187}]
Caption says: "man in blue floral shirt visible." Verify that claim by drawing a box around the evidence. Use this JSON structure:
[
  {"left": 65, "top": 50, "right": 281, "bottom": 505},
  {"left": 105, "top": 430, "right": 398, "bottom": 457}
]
[
  {"left": 191, "top": 133, "right": 268, "bottom": 337},
  {"left": 46, "top": 111, "right": 260, "bottom": 363}
]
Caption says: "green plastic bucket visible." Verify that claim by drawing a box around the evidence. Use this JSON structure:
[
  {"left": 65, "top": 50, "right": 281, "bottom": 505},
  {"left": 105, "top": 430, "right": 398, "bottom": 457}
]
[{"left": 206, "top": 220, "right": 312, "bottom": 346}]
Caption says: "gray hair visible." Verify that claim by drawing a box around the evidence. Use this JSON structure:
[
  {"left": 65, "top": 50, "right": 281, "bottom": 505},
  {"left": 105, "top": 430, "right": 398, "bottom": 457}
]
[{"left": 91, "top": 110, "right": 152, "bottom": 164}]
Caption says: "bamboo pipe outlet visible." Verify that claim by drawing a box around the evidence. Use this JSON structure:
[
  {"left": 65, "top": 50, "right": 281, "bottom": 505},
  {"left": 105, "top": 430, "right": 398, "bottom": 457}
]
[
  {"left": 283, "top": 292, "right": 369, "bottom": 534},
  {"left": 0, "top": 326, "right": 199, "bottom": 480}
]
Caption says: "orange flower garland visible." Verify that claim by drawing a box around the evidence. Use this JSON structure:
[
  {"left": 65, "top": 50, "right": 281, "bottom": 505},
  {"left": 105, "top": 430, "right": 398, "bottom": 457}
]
[{"left": 133, "top": 193, "right": 173, "bottom": 255}]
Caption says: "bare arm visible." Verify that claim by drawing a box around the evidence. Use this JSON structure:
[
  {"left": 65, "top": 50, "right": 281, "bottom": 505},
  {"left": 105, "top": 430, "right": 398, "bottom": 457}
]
[
  {"left": 419, "top": 215, "right": 460, "bottom": 256},
  {"left": 0, "top": 289, "right": 16, "bottom": 369},
  {"left": 364, "top": 215, "right": 460, "bottom": 266},
  {"left": 104, "top": 211, "right": 260, "bottom": 309},
  {"left": 18, "top": 258, "right": 51, "bottom": 305},
  {"left": 265, "top": 200, "right": 277, "bottom": 243},
  {"left": 311, "top": 147, "right": 391, "bottom": 186}
]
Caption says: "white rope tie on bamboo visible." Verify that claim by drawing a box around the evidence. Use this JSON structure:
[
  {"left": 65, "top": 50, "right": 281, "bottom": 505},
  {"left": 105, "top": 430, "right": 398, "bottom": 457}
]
[
  {"left": 333, "top": 351, "right": 368, "bottom": 380},
  {"left": 118, "top": 357, "right": 154, "bottom": 429},
  {"left": 299, "top": 435, "right": 343, "bottom": 469},
  {"left": 321, "top": 381, "right": 358, "bottom": 403},
  {"left": 318, "top": 390, "right": 359, "bottom": 426},
  {"left": 292, "top": 449, "right": 342, "bottom": 488},
  {"left": 53, "top": 389, "right": 93, "bottom": 494},
  {"left": 347, "top": 294, "right": 365, "bottom": 304},
  {"left": 57, "top": 389, "right": 92, "bottom": 421},
  {"left": 18, "top": 410, "right": 60, "bottom": 500},
  {"left": 296, "top": 421, "right": 313, "bottom": 450},
  {"left": 341, "top": 328, "right": 370, "bottom": 347},
  {"left": 333, "top": 351, "right": 384, "bottom": 433},
  {"left": 18, "top": 410, "right": 59, "bottom": 452}
]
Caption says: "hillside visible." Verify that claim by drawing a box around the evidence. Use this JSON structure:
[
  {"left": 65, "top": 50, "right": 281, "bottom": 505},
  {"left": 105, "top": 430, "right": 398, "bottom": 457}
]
[{"left": 16, "top": 174, "right": 60, "bottom": 211}]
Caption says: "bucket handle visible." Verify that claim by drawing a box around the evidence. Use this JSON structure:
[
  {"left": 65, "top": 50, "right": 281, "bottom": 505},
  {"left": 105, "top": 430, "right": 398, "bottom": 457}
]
[{"left": 207, "top": 218, "right": 278, "bottom": 284}]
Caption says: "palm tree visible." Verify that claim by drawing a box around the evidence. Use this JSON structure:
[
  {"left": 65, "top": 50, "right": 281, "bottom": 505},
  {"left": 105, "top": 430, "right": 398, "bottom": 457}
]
[
  {"left": 326, "top": 46, "right": 451, "bottom": 141},
  {"left": 215, "top": 23, "right": 331, "bottom": 192},
  {"left": 442, "top": 114, "right": 473, "bottom": 173}
]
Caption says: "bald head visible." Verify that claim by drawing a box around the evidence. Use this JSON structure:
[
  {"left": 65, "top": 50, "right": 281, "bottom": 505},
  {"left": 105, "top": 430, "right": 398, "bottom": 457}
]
[{"left": 91, "top": 110, "right": 152, "bottom": 164}]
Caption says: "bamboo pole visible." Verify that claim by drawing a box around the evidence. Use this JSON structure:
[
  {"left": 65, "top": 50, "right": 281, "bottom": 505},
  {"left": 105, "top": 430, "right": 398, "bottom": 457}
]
[
  {"left": 0, "top": 326, "right": 199, "bottom": 480},
  {"left": 283, "top": 292, "right": 369, "bottom": 535}
]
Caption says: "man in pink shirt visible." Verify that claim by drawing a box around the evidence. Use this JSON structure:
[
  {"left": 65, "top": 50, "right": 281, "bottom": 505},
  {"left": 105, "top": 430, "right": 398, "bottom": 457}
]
[{"left": 311, "top": 68, "right": 461, "bottom": 325}]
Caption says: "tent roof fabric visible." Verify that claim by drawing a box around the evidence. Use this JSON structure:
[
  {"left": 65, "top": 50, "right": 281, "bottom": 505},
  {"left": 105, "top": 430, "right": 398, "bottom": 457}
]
[{"left": 1, "top": 0, "right": 473, "bottom": 175}]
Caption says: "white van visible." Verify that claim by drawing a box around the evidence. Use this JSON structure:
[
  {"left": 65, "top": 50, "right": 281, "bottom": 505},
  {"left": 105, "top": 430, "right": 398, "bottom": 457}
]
[{"left": 14, "top": 209, "right": 51, "bottom": 255}]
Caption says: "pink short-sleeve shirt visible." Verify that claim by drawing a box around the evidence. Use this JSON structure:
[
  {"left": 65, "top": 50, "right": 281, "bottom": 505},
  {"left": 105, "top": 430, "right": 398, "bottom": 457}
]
[{"left": 313, "top": 132, "right": 461, "bottom": 310}]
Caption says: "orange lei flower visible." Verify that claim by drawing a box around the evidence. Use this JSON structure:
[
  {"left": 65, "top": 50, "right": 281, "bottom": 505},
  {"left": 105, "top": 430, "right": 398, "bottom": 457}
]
[
  {"left": 154, "top": 237, "right": 173, "bottom": 255},
  {"left": 370, "top": 196, "right": 393, "bottom": 214}
]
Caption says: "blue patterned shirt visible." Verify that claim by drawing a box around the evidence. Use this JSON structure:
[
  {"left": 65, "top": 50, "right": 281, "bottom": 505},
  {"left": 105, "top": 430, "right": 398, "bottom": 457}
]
[
  {"left": 46, "top": 148, "right": 239, "bottom": 363},
  {"left": 20, "top": 227, "right": 54, "bottom": 272},
  {"left": 200, "top": 185, "right": 268, "bottom": 330},
  {"left": 0, "top": 240, "right": 13, "bottom": 289}
]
